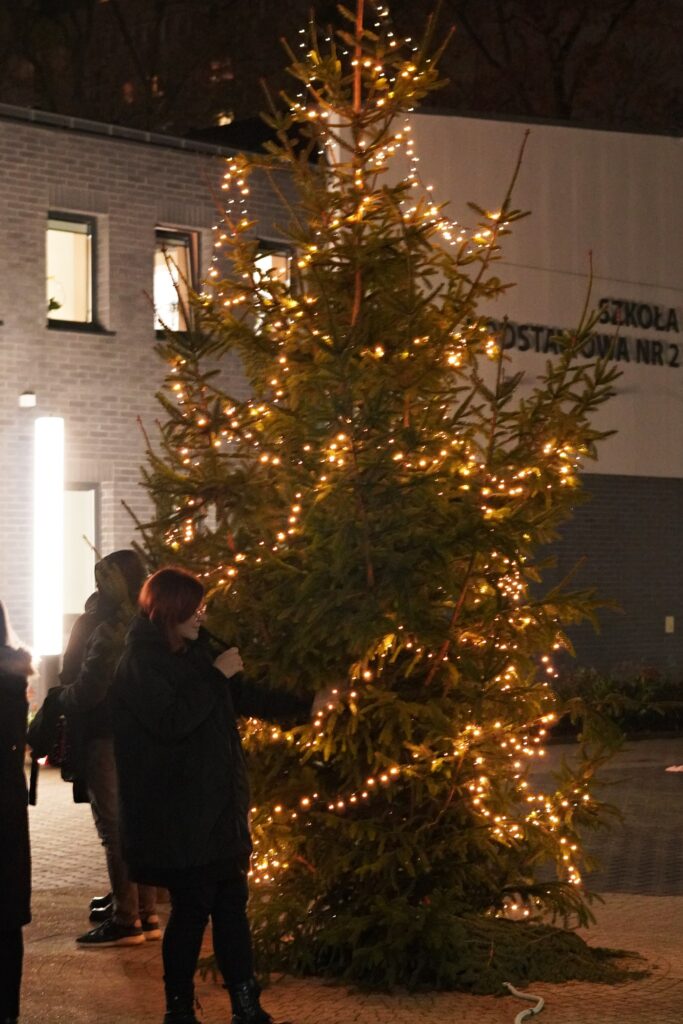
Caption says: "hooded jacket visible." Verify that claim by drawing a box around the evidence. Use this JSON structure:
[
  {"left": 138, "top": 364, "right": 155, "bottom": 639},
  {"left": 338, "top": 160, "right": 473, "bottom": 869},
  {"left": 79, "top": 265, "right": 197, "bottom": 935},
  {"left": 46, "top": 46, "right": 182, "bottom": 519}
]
[
  {"left": 111, "top": 615, "right": 310, "bottom": 884},
  {"left": 59, "top": 549, "right": 146, "bottom": 740}
]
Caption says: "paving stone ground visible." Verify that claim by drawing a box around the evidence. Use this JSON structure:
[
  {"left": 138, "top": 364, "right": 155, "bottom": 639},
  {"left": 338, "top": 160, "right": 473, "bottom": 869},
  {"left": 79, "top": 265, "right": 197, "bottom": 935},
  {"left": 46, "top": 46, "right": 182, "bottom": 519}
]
[{"left": 22, "top": 738, "right": 683, "bottom": 1024}]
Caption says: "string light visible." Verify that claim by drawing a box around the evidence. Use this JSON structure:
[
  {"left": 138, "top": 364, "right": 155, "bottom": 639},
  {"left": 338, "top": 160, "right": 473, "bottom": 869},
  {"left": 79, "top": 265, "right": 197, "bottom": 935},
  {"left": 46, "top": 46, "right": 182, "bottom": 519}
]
[{"left": 146, "top": 0, "right": 604, "bottom": 917}]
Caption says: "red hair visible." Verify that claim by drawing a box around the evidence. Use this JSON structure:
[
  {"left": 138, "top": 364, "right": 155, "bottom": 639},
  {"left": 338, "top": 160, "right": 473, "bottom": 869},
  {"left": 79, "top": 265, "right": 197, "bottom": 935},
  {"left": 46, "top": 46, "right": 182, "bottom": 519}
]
[{"left": 139, "top": 567, "right": 204, "bottom": 650}]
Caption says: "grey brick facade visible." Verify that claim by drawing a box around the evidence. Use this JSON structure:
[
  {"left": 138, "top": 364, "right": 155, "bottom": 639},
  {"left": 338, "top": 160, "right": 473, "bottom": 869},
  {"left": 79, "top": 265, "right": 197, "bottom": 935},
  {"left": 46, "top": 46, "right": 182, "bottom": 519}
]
[
  {"left": 0, "top": 108, "right": 288, "bottom": 642},
  {"left": 548, "top": 473, "right": 683, "bottom": 675}
]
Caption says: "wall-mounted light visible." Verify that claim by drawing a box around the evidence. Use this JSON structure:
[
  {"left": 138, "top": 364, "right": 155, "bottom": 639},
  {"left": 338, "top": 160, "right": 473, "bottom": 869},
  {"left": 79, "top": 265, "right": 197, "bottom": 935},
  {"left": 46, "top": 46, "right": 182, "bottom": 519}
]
[
  {"left": 33, "top": 416, "right": 64, "bottom": 655},
  {"left": 19, "top": 390, "right": 36, "bottom": 408}
]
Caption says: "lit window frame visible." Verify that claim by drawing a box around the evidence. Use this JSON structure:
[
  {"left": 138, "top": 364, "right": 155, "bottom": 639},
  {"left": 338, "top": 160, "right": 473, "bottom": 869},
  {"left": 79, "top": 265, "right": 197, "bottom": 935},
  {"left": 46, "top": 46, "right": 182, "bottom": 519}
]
[
  {"left": 46, "top": 212, "right": 99, "bottom": 332},
  {"left": 253, "top": 241, "right": 294, "bottom": 332},
  {"left": 154, "top": 228, "right": 199, "bottom": 336},
  {"left": 254, "top": 240, "right": 293, "bottom": 288}
]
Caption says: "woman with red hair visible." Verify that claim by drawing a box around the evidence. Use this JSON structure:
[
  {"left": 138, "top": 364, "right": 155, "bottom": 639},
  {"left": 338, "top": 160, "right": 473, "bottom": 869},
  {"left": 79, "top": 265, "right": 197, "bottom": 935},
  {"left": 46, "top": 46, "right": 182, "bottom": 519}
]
[{"left": 111, "top": 567, "right": 315, "bottom": 1024}]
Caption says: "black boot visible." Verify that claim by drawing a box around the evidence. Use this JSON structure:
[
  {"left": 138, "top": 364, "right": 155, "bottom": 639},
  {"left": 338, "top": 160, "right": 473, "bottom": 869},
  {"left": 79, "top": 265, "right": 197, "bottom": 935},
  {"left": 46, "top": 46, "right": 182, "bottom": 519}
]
[
  {"left": 163, "top": 992, "right": 200, "bottom": 1024},
  {"left": 228, "top": 978, "right": 289, "bottom": 1024}
]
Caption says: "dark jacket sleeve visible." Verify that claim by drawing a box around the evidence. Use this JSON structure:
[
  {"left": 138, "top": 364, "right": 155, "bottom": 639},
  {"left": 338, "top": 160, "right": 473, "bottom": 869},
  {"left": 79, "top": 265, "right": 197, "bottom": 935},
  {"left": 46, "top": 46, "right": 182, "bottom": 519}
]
[
  {"left": 0, "top": 664, "right": 31, "bottom": 928},
  {"left": 59, "top": 623, "right": 112, "bottom": 714},
  {"left": 228, "top": 672, "right": 312, "bottom": 724},
  {"left": 114, "top": 654, "right": 223, "bottom": 741},
  {"left": 60, "top": 611, "right": 98, "bottom": 688}
]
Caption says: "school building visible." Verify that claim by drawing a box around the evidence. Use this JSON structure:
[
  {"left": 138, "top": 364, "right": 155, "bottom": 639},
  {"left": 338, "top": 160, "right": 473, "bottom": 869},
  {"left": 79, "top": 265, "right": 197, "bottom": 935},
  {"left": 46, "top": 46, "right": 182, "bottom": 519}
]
[
  {"left": 402, "top": 111, "right": 683, "bottom": 673},
  {"left": 1, "top": 102, "right": 681, "bottom": 678}
]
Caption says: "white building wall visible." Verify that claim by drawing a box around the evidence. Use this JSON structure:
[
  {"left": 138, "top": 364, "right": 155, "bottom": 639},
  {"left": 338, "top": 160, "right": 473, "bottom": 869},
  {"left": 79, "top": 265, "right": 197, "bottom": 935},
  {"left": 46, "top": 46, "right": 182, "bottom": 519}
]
[
  {"left": 404, "top": 113, "right": 683, "bottom": 479},
  {"left": 397, "top": 113, "right": 683, "bottom": 671}
]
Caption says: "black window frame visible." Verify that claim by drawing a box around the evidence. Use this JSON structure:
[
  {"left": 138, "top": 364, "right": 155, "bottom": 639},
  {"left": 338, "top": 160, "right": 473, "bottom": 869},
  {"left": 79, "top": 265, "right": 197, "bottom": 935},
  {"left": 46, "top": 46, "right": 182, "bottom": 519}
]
[
  {"left": 154, "top": 227, "right": 199, "bottom": 337},
  {"left": 255, "top": 240, "right": 294, "bottom": 285},
  {"left": 46, "top": 212, "right": 101, "bottom": 333},
  {"left": 251, "top": 241, "right": 296, "bottom": 335}
]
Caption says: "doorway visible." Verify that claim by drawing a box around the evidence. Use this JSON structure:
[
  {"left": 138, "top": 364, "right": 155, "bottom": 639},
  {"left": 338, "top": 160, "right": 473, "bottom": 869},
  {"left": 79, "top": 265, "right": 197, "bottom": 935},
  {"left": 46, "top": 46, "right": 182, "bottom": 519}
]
[{"left": 63, "top": 484, "right": 99, "bottom": 642}]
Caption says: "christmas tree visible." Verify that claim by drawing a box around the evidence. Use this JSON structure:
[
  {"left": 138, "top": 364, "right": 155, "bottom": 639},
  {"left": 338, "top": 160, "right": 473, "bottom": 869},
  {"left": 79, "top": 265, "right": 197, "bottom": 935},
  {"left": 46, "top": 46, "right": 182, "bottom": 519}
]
[{"left": 133, "top": 1, "right": 633, "bottom": 993}]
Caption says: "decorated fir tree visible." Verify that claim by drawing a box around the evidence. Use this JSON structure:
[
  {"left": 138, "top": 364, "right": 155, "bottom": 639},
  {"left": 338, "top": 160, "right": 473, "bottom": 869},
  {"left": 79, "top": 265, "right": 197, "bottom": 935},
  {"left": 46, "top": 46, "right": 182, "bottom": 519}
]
[{"left": 132, "top": 1, "right": 632, "bottom": 993}]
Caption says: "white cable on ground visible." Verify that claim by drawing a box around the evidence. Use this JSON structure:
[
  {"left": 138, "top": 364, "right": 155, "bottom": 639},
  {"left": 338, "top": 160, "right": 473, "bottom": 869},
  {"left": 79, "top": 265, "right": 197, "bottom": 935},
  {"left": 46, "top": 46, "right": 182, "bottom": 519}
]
[{"left": 503, "top": 982, "right": 545, "bottom": 1024}]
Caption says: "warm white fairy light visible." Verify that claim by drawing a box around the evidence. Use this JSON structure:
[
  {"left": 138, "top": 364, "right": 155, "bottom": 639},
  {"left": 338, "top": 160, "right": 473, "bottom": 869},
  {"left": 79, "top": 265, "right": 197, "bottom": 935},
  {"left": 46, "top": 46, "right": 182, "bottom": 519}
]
[
  {"left": 245, "top": 694, "right": 585, "bottom": 890},
  {"left": 153, "top": 1, "right": 597, "bottom": 912}
]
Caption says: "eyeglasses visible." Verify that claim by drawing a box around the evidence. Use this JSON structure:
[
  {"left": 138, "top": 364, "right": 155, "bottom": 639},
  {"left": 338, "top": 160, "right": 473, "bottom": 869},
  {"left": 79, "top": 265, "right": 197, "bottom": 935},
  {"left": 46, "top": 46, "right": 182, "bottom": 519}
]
[{"left": 193, "top": 605, "right": 207, "bottom": 620}]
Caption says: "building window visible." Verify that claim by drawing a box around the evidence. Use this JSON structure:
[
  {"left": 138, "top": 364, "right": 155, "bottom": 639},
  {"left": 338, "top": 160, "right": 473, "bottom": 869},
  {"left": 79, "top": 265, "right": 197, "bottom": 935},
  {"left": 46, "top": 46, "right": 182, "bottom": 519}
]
[
  {"left": 46, "top": 214, "right": 96, "bottom": 326},
  {"left": 154, "top": 229, "right": 197, "bottom": 332},
  {"left": 254, "top": 244, "right": 292, "bottom": 290},
  {"left": 253, "top": 243, "right": 292, "bottom": 330}
]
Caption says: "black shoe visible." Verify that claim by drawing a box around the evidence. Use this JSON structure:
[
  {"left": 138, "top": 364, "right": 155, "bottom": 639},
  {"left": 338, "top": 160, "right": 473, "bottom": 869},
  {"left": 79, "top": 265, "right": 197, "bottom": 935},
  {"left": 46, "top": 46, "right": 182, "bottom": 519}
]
[
  {"left": 76, "top": 918, "right": 145, "bottom": 947},
  {"left": 89, "top": 891, "right": 113, "bottom": 911},
  {"left": 89, "top": 902, "right": 113, "bottom": 924},
  {"left": 163, "top": 993, "right": 200, "bottom": 1023},
  {"left": 229, "top": 978, "right": 290, "bottom": 1024}
]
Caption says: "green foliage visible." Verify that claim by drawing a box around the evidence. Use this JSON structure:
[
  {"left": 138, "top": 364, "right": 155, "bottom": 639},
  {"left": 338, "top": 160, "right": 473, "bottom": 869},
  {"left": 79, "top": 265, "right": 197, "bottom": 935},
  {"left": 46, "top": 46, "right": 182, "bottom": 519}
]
[
  {"left": 555, "top": 665, "right": 683, "bottom": 737},
  {"left": 134, "top": 3, "right": 631, "bottom": 993},
  {"left": 250, "top": 890, "right": 643, "bottom": 992}
]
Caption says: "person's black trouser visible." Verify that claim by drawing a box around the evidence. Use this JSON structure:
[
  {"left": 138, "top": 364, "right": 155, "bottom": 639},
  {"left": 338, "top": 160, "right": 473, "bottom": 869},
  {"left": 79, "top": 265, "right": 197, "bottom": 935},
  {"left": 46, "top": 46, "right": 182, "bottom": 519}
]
[
  {"left": 163, "top": 868, "right": 254, "bottom": 998},
  {"left": 0, "top": 927, "right": 23, "bottom": 1019},
  {"left": 86, "top": 738, "right": 156, "bottom": 926}
]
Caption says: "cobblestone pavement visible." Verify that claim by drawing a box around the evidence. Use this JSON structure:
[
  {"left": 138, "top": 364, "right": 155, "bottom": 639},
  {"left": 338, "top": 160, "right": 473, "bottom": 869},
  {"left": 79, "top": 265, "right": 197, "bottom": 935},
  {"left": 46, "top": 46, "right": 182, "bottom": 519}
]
[
  {"left": 22, "top": 738, "right": 683, "bottom": 1024},
  {"left": 538, "top": 736, "right": 683, "bottom": 895}
]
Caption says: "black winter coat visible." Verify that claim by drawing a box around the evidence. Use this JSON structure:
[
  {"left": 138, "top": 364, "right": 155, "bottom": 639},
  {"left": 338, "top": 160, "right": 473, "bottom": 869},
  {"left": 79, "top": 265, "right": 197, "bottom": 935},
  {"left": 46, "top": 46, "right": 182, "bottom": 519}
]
[
  {"left": 60, "top": 591, "right": 111, "bottom": 741},
  {"left": 57, "top": 592, "right": 104, "bottom": 801},
  {"left": 60, "top": 620, "right": 122, "bottom": 735},
  {"left": 111, "top": 615, "right": 311, "bottom": 885},
  {"left": 59, "top": 547, "right": 145, "bottom": 797},
  {"left": 0, "top": 647, "right": 32, "bottom": 929},
  {"left": 60, "top": 591, "right": 101, "bottom": 690}
]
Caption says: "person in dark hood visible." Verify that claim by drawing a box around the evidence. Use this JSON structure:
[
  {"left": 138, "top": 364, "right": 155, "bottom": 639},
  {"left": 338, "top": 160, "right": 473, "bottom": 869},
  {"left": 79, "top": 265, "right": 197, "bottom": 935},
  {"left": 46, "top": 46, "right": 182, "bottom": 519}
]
[
  {"left": 59, "top": 548, "right": 159, "bottom": 947},
  {"left": 60, "top": 548, "right": 149, "bottom": 695},
  {"left": 111, "top": 567, "right": 331, "bottom": 1024},
  {"left": 0, "top": 600, "right": 34, "bottom": 1024}
]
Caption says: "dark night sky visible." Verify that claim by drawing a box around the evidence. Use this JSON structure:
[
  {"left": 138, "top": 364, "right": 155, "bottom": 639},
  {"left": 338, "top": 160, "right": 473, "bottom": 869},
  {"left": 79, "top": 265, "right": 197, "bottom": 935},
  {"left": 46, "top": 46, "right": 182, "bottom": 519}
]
[{"left": 0, "top": 0, "right": 680, "bottom": 136}]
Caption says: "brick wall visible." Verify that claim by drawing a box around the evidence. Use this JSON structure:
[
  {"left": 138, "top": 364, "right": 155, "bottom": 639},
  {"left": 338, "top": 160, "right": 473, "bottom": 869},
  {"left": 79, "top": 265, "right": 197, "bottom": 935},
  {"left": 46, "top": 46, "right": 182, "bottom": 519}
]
[
  {"left": 547, "top": 473, "right": 683, "bottom": 676},
  {"left": 0, "top": 114, "right": 290, "bottom": 643}
]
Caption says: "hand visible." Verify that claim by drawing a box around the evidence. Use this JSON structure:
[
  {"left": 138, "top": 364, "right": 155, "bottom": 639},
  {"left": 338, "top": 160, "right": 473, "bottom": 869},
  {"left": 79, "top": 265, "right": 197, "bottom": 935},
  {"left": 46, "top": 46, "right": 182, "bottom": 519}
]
[
  {"left": 214, "top": 647, "right": 244, "bottom": 679},
  {"left": 311, "top": 685, "right": 343, "bottom": 718}
]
